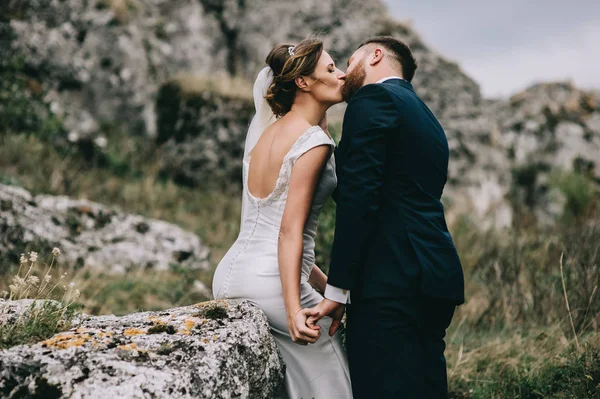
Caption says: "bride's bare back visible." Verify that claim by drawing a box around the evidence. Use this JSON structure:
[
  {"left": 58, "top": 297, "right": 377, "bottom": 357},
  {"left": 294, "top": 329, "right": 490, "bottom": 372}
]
[{"left": 247, "top": 116, "right": 319, "bottom": 199}]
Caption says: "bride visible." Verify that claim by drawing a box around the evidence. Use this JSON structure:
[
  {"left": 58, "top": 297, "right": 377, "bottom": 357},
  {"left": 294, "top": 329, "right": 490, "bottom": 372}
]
[{"left": 212, "top": 38, "right": 352, "bottom": 398}]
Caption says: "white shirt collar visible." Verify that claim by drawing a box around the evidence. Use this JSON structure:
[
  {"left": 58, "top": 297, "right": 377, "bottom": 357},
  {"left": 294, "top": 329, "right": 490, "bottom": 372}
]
[{"left": 376, "top": 76, "right": 405, "bottom": 84}]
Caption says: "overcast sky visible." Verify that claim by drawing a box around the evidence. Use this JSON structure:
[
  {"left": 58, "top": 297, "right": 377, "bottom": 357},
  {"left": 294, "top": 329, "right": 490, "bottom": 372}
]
[{"left": 384, "top": 0, "right": 600, "bottom": 98}]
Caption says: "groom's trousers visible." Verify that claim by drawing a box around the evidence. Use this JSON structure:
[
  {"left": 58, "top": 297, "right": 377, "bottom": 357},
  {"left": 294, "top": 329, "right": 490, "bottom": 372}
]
[{"left": 346, "top": 296, "right": 456, "bottom": 399}]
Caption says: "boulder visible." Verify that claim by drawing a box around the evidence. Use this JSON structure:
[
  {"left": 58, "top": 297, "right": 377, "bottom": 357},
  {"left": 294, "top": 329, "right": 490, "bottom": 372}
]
[
  {"left": 0, "top": 183, "right": 210, "bottom": 273},
  {"left": 0, "top": 299, "right": 285, "bottom": 399}
]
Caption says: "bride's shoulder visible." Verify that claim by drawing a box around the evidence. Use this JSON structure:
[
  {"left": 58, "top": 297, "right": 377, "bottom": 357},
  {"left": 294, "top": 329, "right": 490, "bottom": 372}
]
[
  {"left": 281, "top": 115, "right": 314, "bottom": 136},
  {"left": 271, "top": 115, "right": 318, "bottom": 145}
]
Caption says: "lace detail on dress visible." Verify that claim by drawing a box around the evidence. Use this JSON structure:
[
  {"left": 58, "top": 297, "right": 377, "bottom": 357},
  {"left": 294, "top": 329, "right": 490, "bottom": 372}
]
[{"left": 243, "top": 125, "right": 333, "bottom": 207}]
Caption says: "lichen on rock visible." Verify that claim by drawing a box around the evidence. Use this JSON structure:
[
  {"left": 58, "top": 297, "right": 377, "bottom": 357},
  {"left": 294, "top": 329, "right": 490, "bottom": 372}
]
[{"left": 0, "top": 300, "right": 285, "bottom": 398}]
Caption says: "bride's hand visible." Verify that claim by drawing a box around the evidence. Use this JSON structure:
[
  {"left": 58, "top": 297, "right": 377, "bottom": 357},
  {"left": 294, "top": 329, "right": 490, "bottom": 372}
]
[{"left": 287, "top": 308, "right": 321, "bottom": 345}]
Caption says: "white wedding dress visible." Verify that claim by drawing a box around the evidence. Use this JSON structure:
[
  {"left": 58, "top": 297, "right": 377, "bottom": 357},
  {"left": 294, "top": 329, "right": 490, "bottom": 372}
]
[{"left": 212, "top": 124, "right": 353, "bottom": 398}]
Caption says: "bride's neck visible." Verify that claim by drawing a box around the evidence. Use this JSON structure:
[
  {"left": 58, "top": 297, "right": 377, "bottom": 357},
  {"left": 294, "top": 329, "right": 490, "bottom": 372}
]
[{"left": 289, "top": 96, "right": 327, "bottom": 126}]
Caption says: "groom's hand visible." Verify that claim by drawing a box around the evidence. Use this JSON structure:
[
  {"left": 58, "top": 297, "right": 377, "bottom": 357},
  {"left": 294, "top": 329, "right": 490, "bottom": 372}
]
[{"left": 307, "top": 299, "right": 345, "bottom": 337}]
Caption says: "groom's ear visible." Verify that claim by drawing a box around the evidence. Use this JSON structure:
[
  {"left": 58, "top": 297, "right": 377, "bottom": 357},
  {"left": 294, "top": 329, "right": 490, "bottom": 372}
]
[
  {"left": 369, "top": 47, "right": 384, "bottom": 67},
  {"left": 295, "top": 76, "right": 310, "bottom": 92}
]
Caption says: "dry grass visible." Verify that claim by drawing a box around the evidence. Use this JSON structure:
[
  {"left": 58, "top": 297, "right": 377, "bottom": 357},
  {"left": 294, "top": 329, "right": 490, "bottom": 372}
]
[
  {"left": 451, "top": 213, "right": 600, "bottom": 334},
  {"left": 445, "top": 211, "right": 600, "bottom": 397},
  {"left": 447, "top": 326, "right": 600, "bottom": 398},
  {"left": 98, "top": 0, "right": 140, "bottom": 24},
  {"left": 73, "top": 265, "right": 213, "bottom": 316},
  {"left": 170, "top": 73, "right": 254, "bottom": 102},
  {"left": 0, "top": 249, "right": 82, "bottom": 349}
]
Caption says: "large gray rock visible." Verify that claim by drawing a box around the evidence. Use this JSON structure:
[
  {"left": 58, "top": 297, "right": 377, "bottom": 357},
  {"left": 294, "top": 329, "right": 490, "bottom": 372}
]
[
  {"left": 443, "top": 82, "right": 600, "bottom": 227},
  {"left": 155, "top": 76, "right": 255, "bottom": 189},
  {"left": 0, "top": 300, "right": 285, "bottom": 398},
  {"left": 5, "top": 0, "right": 216, "bottom": 141},
  {"left": 0, "top": 183, "right": 210, "bottom": 273}
]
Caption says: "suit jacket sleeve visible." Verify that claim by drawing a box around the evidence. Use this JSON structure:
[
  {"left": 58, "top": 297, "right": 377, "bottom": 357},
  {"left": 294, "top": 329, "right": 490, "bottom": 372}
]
[{"left": 327, "top": 84, "right": 396, "bottom": 290}]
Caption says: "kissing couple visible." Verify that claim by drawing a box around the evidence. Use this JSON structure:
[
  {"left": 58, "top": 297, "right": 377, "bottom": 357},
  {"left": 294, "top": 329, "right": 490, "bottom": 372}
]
[{"left": 213, "top": 35, "right": 465, "bottom": 399}]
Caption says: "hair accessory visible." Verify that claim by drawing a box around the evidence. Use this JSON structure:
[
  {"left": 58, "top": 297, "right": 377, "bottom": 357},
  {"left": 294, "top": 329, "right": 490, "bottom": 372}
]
[{"left": 288, "top": 46, "right": 295, "bottom": 56}]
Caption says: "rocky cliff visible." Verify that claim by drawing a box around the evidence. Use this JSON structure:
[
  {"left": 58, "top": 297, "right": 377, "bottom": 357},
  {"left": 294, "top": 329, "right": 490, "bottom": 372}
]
[
  {"left": 445, "top": 82, "right": 600, "bottom": 226},
  {"left": 2, "top": 0, "right": 483, "bottom": 188},
  {"left": 2, "top": 1, "right": 599, "bottom": 223}
]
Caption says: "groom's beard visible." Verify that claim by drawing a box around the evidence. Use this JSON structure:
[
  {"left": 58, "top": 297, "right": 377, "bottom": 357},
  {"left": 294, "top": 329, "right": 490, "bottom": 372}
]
[{"left": 341, "top": 63, "right": 366, "bottom": 103}]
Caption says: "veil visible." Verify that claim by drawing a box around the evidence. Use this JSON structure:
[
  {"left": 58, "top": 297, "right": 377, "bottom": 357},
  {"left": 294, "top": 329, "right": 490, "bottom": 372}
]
[
  {"left": 244, "top": 66, "right": 277, "bottom": 158},
  {"left": 240, "top": 66, "right": 278, "bottom": 229}
]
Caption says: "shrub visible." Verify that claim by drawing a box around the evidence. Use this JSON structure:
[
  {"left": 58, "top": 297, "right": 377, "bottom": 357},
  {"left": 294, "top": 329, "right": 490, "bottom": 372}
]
[
  {"left": 550, "top": 170, "right": 597, "bottom": 222},
  {"left": 0, "top": 50, "right": 65, "bottom": 142}
]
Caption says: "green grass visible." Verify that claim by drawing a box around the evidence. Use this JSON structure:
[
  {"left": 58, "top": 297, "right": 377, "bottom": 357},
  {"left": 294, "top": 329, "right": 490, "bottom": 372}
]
[
  {"left": 0, "top": 250, "right": 83, "bottom": 349},
  {"left": 75, "top": 266, "right": 213, "bottom": 316},
  {"left": 0, "top": 300, "right": 80, "bottom": 349},
  {"left": 447, "top": 328, "right": 600, "bottom": 398},
  {"left": 550, "top": 170, "right": 598, "bottom": 222}
]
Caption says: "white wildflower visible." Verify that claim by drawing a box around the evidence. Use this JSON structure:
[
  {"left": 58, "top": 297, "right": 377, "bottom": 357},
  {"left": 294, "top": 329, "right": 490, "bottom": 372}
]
[
  {"left": 52, "top": 247, "right": 61, "bottom": 258},
  {"left": 19, "top": 253, "right": 27, "bottom": 264},
  {"left": 94, "top": 136, "right": 108, "bottom": 148},
  {"left": 50, "top": 101, "right": 61, "bottom": 114},
  {"left": 44, "top": 275, "right": 52, "bottom": 283},
  {"left": 27, "top": 275, "right": 40, "bottom": 286},
  {"left": 29, "top": 251, "right": 38, "bottom": 263},
  {"left": 68, "top": 131, "right": 79, "bottom": 142},
  {"left": 68, "top": 282, "right": 76, "bottom": 288},
  {"left": 13, "top": 276, "right": 25, "bottom": 287}
]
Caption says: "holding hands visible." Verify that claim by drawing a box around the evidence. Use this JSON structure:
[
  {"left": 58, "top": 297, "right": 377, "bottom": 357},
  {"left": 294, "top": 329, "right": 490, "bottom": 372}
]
[
  {"left": 288, "top": 308, "right": 322, "bottom": 345},
  {"left": 289, "top": 298, "right": 345, "bottom": 346},
  {"left": 308, "top": 298, "right": 345, "bottom": 337},
  {"left": 288, "top": 266, "right": 346, "bottom": 345}
]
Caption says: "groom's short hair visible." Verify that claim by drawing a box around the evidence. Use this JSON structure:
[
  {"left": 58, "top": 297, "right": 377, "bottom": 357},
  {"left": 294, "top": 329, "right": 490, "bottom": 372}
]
[{"left": 358, "top": 36, "right": 418, "bottom": 82}]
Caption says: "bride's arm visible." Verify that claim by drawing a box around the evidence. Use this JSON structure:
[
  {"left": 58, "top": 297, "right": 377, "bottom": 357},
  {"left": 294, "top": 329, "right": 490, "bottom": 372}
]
[
  {"left": 278, "top": 144, "right": 330, "bottom": 344},
  {"left": 308, "top": 265, "right": 327, "bottom": 293}
]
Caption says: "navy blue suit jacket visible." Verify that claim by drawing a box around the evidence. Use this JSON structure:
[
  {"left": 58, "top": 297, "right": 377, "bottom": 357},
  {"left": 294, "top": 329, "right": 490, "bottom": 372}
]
[{"left": 328, "top": 78, "right": 464, "bottom": 304}]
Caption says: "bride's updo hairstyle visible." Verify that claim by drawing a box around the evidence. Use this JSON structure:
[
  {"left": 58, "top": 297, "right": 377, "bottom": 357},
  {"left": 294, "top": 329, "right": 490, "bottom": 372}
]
[{"left": 265, "top": 38, "right": 324, "bottom": 117}]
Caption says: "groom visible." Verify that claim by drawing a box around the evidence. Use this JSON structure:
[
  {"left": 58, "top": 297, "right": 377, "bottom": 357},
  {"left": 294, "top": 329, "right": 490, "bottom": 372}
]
[{"left": 310, "top": 36, "right": 465, "bottom": 398}]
